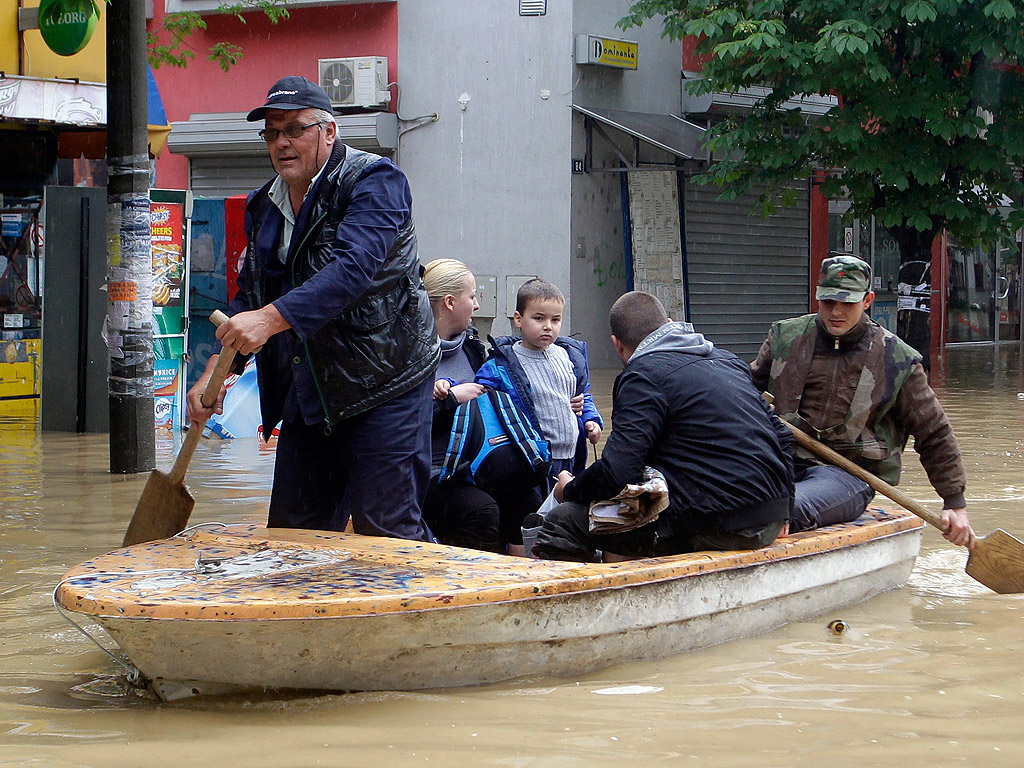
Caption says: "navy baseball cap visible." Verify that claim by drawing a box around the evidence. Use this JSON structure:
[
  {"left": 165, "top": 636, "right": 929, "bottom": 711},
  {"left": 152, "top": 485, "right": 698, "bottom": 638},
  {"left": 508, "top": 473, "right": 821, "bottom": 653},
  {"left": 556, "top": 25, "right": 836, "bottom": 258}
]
[{"left": 246, "top": 76, "right": 334, "bottom": 121}]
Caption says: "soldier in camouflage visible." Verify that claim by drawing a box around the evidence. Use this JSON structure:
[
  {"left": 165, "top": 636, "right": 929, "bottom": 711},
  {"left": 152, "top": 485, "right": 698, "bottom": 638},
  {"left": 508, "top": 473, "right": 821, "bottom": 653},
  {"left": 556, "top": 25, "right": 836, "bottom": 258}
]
[{"left": 750, "top": 255, "right": 975, "bottom": 548}]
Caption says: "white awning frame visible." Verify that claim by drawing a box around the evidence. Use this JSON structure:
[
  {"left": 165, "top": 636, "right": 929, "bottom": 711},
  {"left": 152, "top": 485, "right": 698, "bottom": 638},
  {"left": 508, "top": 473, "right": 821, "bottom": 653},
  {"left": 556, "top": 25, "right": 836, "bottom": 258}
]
[{"left": 0, "top": 75, "right": 106, "bottom": 126}]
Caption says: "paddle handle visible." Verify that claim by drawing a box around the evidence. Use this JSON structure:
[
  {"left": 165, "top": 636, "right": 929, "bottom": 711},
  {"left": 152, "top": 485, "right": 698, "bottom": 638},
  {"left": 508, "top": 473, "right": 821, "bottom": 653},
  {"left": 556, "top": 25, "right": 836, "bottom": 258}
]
[
  {"left": 167, "top": 310, "right": 237, "bottom": 484},
  {"left": 782, "top": 420, "right": 946, "bottom": 531}
]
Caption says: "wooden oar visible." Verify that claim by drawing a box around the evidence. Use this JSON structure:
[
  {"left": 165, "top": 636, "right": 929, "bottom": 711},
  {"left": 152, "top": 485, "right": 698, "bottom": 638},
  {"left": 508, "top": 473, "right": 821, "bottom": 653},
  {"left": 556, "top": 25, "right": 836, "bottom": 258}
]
[
  {"left": 777, "top": 415, "right": 1024, "bottom": 594},
  {"left": 122, "top": 310, "right": 235, "bottom": 547}
]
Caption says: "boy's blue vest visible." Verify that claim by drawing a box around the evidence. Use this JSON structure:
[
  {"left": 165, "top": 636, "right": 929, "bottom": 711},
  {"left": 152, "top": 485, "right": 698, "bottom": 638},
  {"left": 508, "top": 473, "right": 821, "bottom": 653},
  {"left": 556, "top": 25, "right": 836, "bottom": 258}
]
[{"left": 440, "top": 388, "right": 550, "bottom": 491}]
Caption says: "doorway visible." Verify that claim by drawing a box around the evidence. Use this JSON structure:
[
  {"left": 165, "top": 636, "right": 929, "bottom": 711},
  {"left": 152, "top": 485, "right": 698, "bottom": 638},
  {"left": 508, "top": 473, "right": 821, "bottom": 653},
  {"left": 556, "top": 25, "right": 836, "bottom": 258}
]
[
  {"left": 946, "top": 238, "right": 1022, "bottom": 345},
  {"left": 826, "top": 206, "right": 901, "bottom": 333}
]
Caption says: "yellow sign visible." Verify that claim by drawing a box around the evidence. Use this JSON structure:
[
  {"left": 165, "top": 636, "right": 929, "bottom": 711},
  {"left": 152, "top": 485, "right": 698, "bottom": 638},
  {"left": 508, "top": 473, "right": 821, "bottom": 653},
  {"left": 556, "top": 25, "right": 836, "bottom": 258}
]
[{"left": 576, "top": 35, "right": 638, "bottom": 70}]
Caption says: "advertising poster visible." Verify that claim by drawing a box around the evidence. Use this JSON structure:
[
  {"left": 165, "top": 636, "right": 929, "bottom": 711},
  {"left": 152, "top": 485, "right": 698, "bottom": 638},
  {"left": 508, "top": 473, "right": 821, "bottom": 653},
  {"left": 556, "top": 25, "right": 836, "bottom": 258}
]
[
  {"left": 154, "top": 336, "right": 184, "bottom": 430},
  {"left": 151, "top": 201, "right": 185, "bottom": 335},
  {"left": 150, "top": 190, "right": 191, "bottom": 430},
  {"left": 154, "top": 362, "right": 181, "bottom": 430}
]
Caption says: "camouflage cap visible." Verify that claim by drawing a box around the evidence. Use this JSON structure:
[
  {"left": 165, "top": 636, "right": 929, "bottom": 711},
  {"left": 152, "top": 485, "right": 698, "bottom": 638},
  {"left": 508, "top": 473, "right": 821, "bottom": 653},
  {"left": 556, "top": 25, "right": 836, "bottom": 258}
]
[{"left": 815, "top": 255, "right": 872, "bottom": 303}]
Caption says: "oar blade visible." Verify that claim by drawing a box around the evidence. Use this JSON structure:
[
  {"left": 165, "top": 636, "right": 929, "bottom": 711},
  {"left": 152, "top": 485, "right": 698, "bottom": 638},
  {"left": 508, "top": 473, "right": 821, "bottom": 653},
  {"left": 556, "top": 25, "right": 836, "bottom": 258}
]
[
  {"left": 965, "top": 529, "right": 1024, "bottom": 594},
  {"left": 122, "top": 469, "right": 195, "bottom": 547}
]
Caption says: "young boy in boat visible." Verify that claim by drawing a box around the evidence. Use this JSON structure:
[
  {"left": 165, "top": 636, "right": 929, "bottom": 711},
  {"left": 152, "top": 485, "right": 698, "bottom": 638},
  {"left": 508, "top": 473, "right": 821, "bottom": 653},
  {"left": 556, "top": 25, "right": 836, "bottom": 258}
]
[
  {"left": 532, "top": 291, "right": 794, "bottom": 562},
  {"left": 750, "top": 255, "right": 975, "bottom": 548},
  {"left": 474, "top": 278, "right": 604, "bottom": 488}
]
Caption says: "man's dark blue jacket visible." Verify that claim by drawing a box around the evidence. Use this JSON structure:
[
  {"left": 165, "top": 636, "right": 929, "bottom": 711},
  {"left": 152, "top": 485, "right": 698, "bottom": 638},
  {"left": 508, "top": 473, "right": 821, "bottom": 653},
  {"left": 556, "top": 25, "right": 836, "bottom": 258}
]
[{"left": 230, "top": 143, "right": 439, "bottom": 437}]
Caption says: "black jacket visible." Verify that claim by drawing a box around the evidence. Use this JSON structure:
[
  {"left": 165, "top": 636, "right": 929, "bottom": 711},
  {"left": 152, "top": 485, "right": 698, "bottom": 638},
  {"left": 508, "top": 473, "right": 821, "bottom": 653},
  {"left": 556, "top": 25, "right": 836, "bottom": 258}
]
[
  {"left": 564, "top": 322, "right": 794, "bottom": 538},
  {"left": 238, "top": 143, "right": 439, "bottom": 435}
]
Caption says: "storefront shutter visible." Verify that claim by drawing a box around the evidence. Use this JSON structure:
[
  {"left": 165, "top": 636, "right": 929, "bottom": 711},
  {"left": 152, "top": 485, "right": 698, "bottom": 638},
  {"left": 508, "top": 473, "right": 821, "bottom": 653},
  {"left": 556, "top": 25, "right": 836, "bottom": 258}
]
[
  {"left": 188, "top": 157, "right": 277, "bottom": 198},
  {"left": 683, "top": 179, "right": 810, "bottom": 360}
]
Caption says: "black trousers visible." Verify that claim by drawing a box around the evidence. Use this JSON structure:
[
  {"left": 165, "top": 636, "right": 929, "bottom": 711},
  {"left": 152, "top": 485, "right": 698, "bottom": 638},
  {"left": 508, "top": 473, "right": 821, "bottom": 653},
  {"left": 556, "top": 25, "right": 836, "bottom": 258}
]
[
  {"left": 533, "top": 501, "right": 787, "bottom": 562},
  {"left": 423, "top": 475, "right": 543, "bottom": 551},
  {"left": 267, "top": 376, "right": 434, "bottom": 541}
]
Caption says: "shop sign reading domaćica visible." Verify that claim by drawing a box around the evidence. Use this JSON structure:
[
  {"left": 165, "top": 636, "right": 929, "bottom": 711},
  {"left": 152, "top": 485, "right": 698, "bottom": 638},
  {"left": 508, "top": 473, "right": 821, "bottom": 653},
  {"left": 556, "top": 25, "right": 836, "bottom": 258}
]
[{"left": 38, "top": 0, "right": 100, "bottom": 57}]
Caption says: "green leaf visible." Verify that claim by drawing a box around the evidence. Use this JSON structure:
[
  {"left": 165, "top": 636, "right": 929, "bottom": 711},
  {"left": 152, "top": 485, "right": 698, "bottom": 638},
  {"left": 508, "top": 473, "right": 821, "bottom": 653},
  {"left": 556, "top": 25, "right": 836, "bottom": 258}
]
[
  {"left": 911, "top": 213, "right": 933, "bottom": 230},
  {"left": 684, "top": 18, "right": 722, "bottom": 38},
  {"left": 904, "top": 1, "right": 938, "bottom": 22},
  {"left": 983, "top": 0, "right": 1016, "bottom": 19}
]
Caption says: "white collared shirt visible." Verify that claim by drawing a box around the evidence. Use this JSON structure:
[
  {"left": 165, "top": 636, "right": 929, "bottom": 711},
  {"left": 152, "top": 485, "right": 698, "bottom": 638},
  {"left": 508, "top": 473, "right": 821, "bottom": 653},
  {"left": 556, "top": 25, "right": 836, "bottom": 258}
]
[{"left": 267, "top": 161, "right": 329, "bottom": 264}]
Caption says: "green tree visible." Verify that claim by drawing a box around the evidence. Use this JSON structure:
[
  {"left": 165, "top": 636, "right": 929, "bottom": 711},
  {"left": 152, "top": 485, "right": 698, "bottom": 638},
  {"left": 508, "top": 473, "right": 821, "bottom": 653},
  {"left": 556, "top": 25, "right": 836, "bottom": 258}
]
[
  {"left": 146, "top": 0, "right": 289, "bottom": 72},
  {"left": 623, "top": 0, "right": 1024, "bottom": 365}
]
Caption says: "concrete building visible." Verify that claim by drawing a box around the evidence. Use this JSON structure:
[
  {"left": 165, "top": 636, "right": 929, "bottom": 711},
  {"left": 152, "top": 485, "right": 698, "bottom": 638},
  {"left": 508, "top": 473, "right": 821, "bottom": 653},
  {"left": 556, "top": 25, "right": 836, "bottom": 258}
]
[{"left": 156, "top": 0, "right": 820, "bottom": 366}]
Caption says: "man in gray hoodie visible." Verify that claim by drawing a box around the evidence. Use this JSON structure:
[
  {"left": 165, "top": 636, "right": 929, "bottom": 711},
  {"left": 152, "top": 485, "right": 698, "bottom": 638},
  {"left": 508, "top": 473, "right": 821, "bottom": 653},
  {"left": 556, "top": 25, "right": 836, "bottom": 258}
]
[{"left": 532, "top": 291, "right": 794, "bottom": 562}]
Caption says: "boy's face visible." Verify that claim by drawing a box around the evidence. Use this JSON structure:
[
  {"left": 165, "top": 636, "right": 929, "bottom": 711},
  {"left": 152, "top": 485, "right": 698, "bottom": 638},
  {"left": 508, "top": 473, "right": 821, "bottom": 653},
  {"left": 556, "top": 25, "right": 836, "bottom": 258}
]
[{"left": 514, "top": 297, "right": 564, "bottom": 351}]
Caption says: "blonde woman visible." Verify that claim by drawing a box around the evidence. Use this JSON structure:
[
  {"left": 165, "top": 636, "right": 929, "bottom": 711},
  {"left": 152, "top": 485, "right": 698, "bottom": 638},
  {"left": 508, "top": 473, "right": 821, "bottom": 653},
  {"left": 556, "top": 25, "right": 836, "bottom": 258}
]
[{"left": 423, "top": 259, "right": 541, "bottom": 554}]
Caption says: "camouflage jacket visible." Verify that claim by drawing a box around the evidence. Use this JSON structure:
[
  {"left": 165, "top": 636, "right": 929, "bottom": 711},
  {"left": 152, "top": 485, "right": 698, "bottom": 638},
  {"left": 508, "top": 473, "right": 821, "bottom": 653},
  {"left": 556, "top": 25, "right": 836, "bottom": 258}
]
[{"left": 750, "top": 314, "right": 966, "bottom": 507}]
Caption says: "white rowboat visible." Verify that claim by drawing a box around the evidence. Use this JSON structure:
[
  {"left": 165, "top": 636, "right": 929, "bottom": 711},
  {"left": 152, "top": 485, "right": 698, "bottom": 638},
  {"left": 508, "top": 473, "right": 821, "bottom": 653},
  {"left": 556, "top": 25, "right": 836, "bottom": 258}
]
[{"left": 56, "top": 506, "right": 923, "bottom": 700}]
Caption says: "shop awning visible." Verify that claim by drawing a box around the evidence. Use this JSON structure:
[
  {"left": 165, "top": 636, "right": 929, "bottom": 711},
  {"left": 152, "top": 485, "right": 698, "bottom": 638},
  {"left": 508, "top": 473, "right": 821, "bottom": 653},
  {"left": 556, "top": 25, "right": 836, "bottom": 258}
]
[
  {"left": 572, "top": 105, "right": 707, "bottom": 162},
  {"left": 167, "top": 111, "right": 399, "bottom": 157},
  {"left": 1, "top": 68, "right": 173, "bottom": 158},
  {"left": 147, "top": 65, "right": 172, "bottom": 156},
  {"left": 0, "top": 74, "right": 106, "bottom": 125}
]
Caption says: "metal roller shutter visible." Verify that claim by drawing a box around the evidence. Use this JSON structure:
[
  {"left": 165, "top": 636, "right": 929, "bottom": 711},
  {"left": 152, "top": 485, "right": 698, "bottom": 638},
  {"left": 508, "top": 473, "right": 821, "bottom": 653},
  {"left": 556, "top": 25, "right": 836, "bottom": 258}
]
[
  {"left": 189, "top": 156, "right": 276, "bottom": 198},
  {"left": 683, "top": 179, "right": 810, "bottom": 360}
]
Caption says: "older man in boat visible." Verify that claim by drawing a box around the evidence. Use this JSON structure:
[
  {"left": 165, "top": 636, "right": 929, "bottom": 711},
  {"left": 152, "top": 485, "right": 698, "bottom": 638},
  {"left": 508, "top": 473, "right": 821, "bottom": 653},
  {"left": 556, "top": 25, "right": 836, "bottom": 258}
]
[
  {"left": 750, "top": 255, "right": 975, "bottom": 548},
  {"left": 186, "top": 76, "right": 439, "bottom": 540},
  {"left": 532, "top": 291, "right": 795, "bottom": 562}
]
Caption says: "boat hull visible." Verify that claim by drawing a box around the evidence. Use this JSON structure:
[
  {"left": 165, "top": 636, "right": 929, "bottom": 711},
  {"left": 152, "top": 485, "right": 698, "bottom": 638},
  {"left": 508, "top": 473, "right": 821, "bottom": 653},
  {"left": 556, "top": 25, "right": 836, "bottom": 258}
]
[{"left": 56, "top": 509, "right": 923, "bottom": 700}]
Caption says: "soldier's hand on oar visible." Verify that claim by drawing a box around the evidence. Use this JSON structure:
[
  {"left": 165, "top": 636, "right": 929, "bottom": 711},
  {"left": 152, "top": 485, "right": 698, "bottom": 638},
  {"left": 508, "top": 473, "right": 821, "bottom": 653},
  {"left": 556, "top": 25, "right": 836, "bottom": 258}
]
[{"left": 941, "top": 507, "right": 976, "bottom": 549}]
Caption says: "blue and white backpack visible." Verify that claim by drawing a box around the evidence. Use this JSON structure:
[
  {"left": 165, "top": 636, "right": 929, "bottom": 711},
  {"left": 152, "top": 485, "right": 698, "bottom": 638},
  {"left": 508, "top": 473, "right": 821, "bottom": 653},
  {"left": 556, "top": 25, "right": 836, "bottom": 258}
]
[{"left": 439, "top": 388, "right": 550, "bottom": 492}]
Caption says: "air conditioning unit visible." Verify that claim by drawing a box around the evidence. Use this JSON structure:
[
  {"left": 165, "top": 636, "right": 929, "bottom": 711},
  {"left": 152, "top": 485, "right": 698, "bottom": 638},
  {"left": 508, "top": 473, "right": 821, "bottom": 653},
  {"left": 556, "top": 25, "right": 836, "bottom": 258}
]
[{"left": 318, "top": 57, "right": 391, "bottom": 110}]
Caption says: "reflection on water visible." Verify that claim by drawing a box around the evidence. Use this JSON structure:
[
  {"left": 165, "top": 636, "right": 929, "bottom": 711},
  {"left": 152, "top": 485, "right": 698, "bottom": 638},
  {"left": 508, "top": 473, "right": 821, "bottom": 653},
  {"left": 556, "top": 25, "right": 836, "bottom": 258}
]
[{"left": 1, "top": 344, "right": 1023, "bottom": 766}]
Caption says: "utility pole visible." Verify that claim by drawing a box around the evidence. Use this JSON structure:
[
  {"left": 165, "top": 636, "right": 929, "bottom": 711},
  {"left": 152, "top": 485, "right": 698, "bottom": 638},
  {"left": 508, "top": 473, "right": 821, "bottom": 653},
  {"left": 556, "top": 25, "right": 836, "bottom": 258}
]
[{"left": 106, "top": 0, "right": 155, "bottom": 474}]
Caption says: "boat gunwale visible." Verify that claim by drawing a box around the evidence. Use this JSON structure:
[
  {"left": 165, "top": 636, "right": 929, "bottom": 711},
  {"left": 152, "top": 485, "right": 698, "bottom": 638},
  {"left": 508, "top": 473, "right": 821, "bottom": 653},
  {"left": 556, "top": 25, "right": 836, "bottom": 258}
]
[{"left": 56, "top": 509, "right": 924, "bottom": 621}]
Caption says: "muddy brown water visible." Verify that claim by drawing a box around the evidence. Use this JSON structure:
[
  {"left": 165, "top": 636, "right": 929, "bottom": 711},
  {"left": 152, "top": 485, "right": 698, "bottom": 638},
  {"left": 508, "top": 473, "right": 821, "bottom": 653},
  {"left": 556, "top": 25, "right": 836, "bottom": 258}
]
[{"left": 1, "top": 344, "right": 1022, "bottom": 767}]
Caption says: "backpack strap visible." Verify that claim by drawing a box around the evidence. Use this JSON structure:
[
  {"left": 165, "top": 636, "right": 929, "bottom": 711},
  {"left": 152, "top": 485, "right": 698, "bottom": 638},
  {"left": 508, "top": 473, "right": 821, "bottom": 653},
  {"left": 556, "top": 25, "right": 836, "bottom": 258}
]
[
  {"left": 439, "top": 388, "right": 550, "bottom": 484},
  {"left": 439, "top": 397, "right": 474, "bottom": 482},
  {"left": 488, "top": 388, "right": 550, "bottom": 469}
]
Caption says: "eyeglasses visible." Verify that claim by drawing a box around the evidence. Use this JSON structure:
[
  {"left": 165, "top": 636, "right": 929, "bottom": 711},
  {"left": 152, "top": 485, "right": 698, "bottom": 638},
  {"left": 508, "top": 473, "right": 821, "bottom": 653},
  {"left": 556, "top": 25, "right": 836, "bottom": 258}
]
[{"left": 258, "top": 121, "right": 325, "bottom": 142}]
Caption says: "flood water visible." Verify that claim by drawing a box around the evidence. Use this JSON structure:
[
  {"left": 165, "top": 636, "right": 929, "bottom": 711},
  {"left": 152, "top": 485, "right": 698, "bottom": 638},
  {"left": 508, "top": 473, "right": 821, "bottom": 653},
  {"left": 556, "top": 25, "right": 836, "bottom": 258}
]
[{"left": 2, "top": 344, "right": 1023, "bottom": 767}]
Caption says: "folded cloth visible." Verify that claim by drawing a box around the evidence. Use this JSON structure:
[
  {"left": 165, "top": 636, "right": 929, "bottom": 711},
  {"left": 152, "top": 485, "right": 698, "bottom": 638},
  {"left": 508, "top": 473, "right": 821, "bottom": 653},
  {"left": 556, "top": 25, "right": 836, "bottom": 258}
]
[{"left": 588, "top": 467, "right": 669, "bottom": 534}]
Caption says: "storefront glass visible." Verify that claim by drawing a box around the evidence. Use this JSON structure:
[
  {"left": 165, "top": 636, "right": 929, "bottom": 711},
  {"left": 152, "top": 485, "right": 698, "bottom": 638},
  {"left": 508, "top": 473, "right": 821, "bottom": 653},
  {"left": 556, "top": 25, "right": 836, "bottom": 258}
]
[{"left": 946, "top": 238, "right": 1022, "bottom": 344}]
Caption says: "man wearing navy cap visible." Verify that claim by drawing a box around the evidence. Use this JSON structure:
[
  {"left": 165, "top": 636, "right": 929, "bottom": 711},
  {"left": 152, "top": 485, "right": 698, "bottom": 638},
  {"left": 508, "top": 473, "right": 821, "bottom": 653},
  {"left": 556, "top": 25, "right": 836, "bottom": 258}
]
[
  {"left": 751, "top": 255, "right": 975, "bottom": 548},
  {"left": 187, "top": 76, "right": 440, "bottom": 540}
]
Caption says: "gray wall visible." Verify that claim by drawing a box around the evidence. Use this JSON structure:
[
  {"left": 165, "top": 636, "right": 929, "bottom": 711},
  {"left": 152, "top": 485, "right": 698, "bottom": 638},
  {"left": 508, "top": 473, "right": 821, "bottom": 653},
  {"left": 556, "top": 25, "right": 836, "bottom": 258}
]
[
  {"left": 397, "top": 1, "right": 575, "bottom": 337},
  {"left": 398, "top": 1, "right": 686, "bottom": 366},
  {"left": 571, "top": 3, "right": 682, "bottom": 115},
  {"left": 569, "top": 2, "right": 685, "bottom": 366}
]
